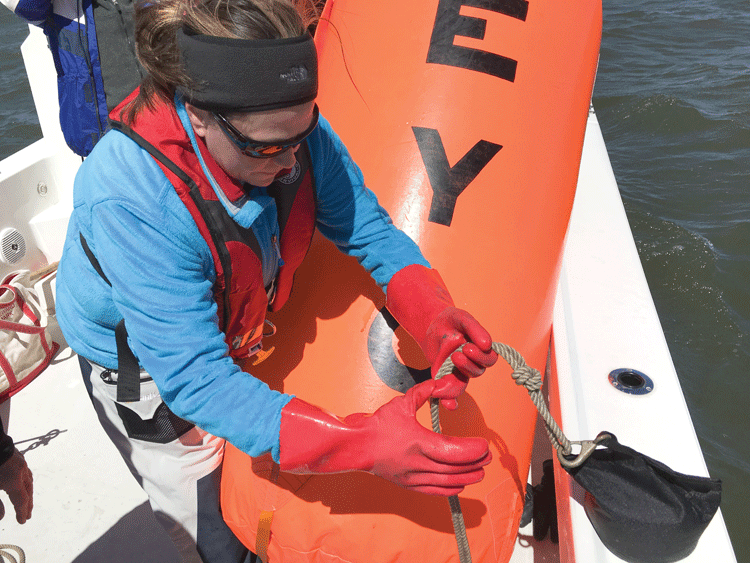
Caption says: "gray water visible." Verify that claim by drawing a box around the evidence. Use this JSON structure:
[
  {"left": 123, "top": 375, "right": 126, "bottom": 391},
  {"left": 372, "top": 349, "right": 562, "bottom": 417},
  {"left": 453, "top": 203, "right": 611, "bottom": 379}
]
[
  {"left": 1, "top": 2, "right": 748, "bottom": 561},
  {"left": 594, "top": 4, "right": 749, "bottom": 561}
]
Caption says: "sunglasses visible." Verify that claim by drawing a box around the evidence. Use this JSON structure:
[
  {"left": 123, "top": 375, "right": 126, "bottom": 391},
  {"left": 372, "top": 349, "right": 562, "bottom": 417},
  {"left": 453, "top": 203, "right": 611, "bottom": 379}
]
[{"left": 212, "top": 104, "right": 319, "bottom": 159}]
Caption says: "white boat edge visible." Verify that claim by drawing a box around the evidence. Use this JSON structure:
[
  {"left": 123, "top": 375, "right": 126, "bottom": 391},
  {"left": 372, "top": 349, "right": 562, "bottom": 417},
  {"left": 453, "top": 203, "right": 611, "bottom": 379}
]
[
  {"left": 0, "top": 24, "right": 738, "bottom": 562},
  {"left": 552, "top": 107, "right": 737, "bottom": 563}
]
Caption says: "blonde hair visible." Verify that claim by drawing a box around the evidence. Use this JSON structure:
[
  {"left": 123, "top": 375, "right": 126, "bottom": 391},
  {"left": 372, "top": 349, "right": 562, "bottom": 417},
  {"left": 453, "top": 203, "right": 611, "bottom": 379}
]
[{"left": 124, "top": 0, "right": 320, "bottom": 120}]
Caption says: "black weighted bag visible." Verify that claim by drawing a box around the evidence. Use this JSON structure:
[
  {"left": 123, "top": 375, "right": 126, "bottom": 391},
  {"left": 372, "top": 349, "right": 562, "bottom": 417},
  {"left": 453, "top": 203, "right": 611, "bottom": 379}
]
[{"left": 564, "top": 433, "right": 722, "bottom": 563}]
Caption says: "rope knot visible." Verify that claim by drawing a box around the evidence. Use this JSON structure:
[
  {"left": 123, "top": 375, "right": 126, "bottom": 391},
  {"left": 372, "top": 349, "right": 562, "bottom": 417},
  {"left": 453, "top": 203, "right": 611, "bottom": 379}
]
[
  {"left": 430, "top": 340, "right": 574, "bottom": 563},
  {"left": 511, "top": 365, "right": 542, "bottom": 391}
]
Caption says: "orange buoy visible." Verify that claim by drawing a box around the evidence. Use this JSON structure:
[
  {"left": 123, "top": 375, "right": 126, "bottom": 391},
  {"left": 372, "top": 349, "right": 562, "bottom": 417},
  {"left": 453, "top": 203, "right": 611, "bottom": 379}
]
[{"left": 221, "top": 0, "right": 601, "bottom": 561}]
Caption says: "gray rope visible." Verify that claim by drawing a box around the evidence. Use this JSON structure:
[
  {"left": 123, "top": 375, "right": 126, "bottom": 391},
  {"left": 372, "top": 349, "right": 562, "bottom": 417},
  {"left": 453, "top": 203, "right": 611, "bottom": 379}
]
[
  {"left": 435, "top": 343, "right": 572, "bottom": 457},
  {"left": 486, "top": 342, "right": 572, "bottom": 456},
  {"left": 430, "top": 341, "right": 578, "bottom": 563},
  {"left": 428, "top": 395, "right": 472, "bottom": 563}
]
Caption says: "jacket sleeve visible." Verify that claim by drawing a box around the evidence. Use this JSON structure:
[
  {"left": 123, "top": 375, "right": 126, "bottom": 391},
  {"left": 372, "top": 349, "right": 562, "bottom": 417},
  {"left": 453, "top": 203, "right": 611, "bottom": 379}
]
[
  {"left": 59, "top": 137, "right": 294, "bottom": 461},
  {"left": 308, "top": 116, "right": 430, "bottom": 290},
  {"left": 2, "top": 0, "right": 52, "bottom": 25}
]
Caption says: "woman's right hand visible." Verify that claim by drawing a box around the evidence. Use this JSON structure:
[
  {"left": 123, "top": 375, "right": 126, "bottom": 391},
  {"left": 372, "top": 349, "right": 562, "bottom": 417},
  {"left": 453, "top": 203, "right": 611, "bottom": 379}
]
[{"left": 278, "top": 379, "right": 491, "bottom": 496}]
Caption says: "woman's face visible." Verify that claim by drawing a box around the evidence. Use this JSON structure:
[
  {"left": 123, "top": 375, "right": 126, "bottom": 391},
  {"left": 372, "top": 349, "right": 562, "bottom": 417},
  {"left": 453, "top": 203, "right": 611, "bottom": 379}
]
[{"left": 186, "top": 101, "right": 316, "bottom": 187}]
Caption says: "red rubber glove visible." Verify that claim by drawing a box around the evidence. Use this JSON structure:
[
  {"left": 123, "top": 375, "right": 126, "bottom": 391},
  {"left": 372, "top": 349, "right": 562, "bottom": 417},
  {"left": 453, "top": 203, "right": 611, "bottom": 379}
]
[
  {"left": 279, "top": 379, "right": 491, "bottom": 496},
  {"left": 386, "top": 264, "right": 498, "bottom": 408}
]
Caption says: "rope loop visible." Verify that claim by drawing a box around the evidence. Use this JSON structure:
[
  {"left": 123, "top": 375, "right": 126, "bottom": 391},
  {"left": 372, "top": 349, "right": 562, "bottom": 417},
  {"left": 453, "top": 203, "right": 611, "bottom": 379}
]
[{"left": 431, "top": 340, "right": 599, "bottom": 563}]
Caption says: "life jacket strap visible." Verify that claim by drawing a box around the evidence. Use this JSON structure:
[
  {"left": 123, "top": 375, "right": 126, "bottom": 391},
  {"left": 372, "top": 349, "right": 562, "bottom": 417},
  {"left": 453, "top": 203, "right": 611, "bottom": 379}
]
[
  {"left": 114, "top": 319, "right": 141, "bottom": 402},
  {"left": 80, "top": 233, "right": 141, "bottom": 402}
]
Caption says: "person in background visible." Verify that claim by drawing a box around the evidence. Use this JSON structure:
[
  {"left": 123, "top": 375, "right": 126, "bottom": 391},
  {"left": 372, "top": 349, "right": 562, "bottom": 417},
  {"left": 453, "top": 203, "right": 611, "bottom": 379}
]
[
  {"left": 0, "top": 0, "right": 143, "bottom": 156},
  {"left": 0, "top": 418, "right": 33, "bottom": 524},
  {"left": 55, "top": 0, "right": 499, "bottom": 561}
]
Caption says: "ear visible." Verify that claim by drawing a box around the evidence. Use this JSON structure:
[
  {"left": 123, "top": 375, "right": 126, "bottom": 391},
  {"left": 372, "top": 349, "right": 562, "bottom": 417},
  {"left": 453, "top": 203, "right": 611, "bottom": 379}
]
[{"left": 185, "top": 103, "right": 210, "bottom": 138}]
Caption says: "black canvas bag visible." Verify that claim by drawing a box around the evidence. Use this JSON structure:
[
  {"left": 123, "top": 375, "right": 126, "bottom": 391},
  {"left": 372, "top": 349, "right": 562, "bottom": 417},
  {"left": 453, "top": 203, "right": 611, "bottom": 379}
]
[
  {"left": 563, "top": 433, "right": 722, "bottom": 563},
  {"left": 440, "top": 343, "right": 724, "bottom": 563}
]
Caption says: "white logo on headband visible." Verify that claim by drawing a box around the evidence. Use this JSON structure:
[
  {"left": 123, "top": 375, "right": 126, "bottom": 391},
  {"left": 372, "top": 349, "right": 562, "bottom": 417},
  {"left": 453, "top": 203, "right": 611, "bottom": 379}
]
[
  {"left": 280, "top": 66, "right": 308, "bottom": 83},
  {"left": 276, "top": 162, "right": 301, "bottom": 185}
]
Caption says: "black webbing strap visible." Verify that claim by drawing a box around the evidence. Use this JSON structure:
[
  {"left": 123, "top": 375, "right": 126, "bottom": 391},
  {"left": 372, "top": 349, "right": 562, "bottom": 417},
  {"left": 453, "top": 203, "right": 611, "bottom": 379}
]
[
  {"left": 80, "top": 233, "right": 141, "bottom": 402},
  {"left": 80, "top": 233, "right": 110, "bottom": 285},
  {"left": 114, "top": 319, "right": 141, "bottom": 402}
]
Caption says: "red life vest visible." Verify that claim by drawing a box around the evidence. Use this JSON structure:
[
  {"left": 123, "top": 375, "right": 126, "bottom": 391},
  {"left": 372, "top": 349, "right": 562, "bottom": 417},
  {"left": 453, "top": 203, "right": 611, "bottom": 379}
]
[{"left": 110, "top": 91, "right": 317, "bottom": 359}]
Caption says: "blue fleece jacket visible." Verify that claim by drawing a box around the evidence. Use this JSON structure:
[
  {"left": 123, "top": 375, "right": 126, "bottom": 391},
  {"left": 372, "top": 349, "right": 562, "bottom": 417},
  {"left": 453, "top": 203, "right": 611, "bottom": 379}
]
[{"left": 56, "top": 112, "right": 429, "bottom": 461}]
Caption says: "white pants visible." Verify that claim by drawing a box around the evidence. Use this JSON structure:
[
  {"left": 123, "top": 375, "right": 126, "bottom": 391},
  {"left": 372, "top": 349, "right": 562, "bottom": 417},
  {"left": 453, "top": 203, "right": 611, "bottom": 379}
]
[{"left": 79, "top": 356, "right": 254, "bottom": 563}]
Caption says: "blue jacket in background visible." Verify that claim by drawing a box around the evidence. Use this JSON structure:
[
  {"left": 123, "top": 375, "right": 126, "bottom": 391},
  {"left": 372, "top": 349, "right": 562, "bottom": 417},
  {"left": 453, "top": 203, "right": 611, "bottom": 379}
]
[{"left": 2, "top": 0, "right": 142, "bottom": 155}]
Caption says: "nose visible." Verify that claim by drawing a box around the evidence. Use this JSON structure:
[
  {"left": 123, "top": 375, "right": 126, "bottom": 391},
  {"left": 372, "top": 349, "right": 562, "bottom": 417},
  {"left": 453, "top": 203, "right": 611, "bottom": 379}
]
[{"left": 273, "top": 145, "right": 299, "bottom": 169}]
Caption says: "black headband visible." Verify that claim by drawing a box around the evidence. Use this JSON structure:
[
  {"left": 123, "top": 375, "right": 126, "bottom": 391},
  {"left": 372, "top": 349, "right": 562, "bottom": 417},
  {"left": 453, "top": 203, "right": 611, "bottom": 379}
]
[{"left": 176, "top": 28, "right": 318, "bottom": 112}]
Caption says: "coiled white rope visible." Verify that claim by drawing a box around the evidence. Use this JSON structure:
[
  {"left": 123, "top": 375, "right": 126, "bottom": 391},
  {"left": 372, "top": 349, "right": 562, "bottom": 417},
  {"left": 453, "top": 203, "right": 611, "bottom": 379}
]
[{"left": 0, "top": 545, "right": 25, "bottom": 563}]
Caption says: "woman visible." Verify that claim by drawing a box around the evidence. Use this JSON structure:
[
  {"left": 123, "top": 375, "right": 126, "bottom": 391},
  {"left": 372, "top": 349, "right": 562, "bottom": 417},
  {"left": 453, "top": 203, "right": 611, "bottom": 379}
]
[{"left": 56, "top": 0, "right": 498, "bottom": 561}]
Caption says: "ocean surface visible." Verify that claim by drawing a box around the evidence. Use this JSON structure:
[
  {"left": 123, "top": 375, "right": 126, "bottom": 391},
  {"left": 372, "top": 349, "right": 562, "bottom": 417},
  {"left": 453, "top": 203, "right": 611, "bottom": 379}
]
[{"left": 1, "top": 1, "right": 748, "bottom": 561}]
